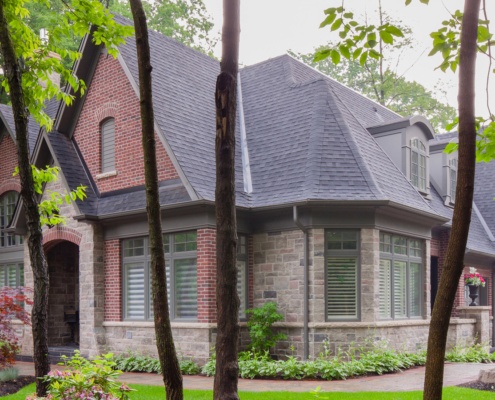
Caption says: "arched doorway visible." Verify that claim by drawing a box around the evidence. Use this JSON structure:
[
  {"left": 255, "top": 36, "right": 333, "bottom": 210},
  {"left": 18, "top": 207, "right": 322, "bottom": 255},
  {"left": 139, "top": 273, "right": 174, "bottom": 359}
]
[{"left": 46, "top": 241, "right": 80, "bottom": 349}]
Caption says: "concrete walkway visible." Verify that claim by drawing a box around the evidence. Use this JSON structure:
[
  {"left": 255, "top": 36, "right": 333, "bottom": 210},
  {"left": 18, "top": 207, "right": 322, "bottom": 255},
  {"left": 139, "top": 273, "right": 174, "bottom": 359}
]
[{"left": 14, "top": 361, "right": 495, "bottom": 392}]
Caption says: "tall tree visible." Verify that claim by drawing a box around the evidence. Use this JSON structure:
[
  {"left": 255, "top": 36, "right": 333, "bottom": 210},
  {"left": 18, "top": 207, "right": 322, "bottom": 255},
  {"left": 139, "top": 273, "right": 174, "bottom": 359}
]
[
  {"left": 127, "top": 0, "right": 183, "bottom": 399},
  {"left": 0, "top": 2, "right": 131, "bottom": 395},
  {"left": 213, "top": 0, "right": 240, "bottom": 399},
  {"left": 423, "top": 2, "right": 481, "bottom": 398},
  {"left": 110, "top": 0, "right": 217, "bottom": 56}
]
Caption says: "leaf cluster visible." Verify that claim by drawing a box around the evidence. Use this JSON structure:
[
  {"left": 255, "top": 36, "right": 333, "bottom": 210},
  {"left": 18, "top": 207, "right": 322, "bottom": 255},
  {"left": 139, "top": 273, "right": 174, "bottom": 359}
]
[
  {"left": 112, "top": 352, "right": 200, "bottom": 375},
  {"left": 315, "top": 6, "right": 404, "bottom": 66},
  {"left": 0, "top": 287, "right": 33, "bottom": 369},
  {"left": 13, "top": 165, "right": 87, "bottom": 227},
  {"left": 26, "top": 351, "right": 134, "bottom": 400},
  {"left": 245, "top": 302, "right": 287, "bottom": 353},
  {"left": 1, "top": 0, "right": 133, "bottom": 127}
]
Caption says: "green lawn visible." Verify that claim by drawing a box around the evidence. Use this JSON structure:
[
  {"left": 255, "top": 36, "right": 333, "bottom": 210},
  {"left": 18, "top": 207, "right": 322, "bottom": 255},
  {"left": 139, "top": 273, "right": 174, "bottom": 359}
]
[{"left": 3, "top": 383, "right": 493, "bottom": 399}]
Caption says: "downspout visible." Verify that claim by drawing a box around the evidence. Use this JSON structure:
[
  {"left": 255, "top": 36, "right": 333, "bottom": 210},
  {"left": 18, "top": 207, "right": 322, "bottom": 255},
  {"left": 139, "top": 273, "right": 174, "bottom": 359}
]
[{"left": 293, "top": 206, "right": 309, "bottom": 360}]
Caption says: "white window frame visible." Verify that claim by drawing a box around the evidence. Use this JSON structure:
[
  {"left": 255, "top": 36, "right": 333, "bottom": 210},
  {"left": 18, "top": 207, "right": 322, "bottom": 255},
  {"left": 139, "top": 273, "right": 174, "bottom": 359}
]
[
  {"left": 379, "top": 232, "right": 423, "bottom": 320},
  {"left": 325, "top": 229, "right": 360, "bottom": 322},
  {"left": 0, "top": 191, "right": 23, "bottom": 248},
  {"left": 122, "top": 232, "right": 198, "bottom": 321},
  {"left": 411, "top": 138, "right": 427, "bottom": 192},
  {"left": 237, "top": 234, "right": 248, "bottom": 319}
]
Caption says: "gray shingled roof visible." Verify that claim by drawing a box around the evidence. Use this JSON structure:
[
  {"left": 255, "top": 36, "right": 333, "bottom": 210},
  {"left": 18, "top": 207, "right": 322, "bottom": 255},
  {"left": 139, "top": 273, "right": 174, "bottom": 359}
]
[
  {"left": 0, "top": 99, "right": 59, "bottom": 155},
  {"left": 115, "top": 20, "right": 437, "bottom": 215}
]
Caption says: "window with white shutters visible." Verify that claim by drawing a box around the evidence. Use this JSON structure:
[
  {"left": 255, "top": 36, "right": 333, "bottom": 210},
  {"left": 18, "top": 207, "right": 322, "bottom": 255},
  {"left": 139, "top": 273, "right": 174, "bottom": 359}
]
[
  {"left": 122, "top": 232, "right": 197, "bottom": 321},
  {"left": 101, "top": 118, "right": 115, "bottom": 173},
  {"left": 325, "top": 230, "right": 359, "bottom": 321},
  {"left": 449, "top": 158, "right": 458, "bottom": 203},
  {"left": 0, "top": 263, "right": 24, "bottom": 288},
  {"left": 237, "top": 235, "right": 248, "bottom": 318},
  {"left": 379, "top": 232, "right": 423, "bottom": 319},
  {"left": 411, "top": 138, "right": 427, "bottom": 192}
]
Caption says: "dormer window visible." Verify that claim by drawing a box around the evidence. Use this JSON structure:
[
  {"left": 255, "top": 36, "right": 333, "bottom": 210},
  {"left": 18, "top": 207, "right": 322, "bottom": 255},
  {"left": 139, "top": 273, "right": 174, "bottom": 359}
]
[
  {"left": 411, "top": 138, "right": 427, "bottom": 192},
  {"left": 449, "top": 158, "right": 457, "bottom": 203},
  {"left": 101, "top": 118, "right": 115, "bottom": 173}
]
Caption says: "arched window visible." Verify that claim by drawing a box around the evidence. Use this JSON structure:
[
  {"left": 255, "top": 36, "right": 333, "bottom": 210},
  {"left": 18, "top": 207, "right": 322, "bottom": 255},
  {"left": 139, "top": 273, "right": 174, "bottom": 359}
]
[
  {"left": 0, "top": 191, "right": 22, "bottom": 248},
  {"left": 449, "top": 158, "right": 458, "bottom": 203},
  {"left": 411, "top": 138, "right": 427, "bottom": 192},
  {"left": 101, "top": 118, "right": 115, "bottom": 173}
]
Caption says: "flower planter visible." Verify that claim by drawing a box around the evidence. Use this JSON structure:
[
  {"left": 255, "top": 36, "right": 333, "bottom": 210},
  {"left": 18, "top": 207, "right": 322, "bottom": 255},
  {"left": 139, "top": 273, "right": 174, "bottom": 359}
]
[{"left": 468, "top": 284, "right": 479, "bottom": 306}]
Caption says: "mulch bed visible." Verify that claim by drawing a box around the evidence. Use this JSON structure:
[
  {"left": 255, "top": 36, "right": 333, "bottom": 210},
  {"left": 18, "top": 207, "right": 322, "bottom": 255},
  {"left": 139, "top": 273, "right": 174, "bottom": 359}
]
[
  {"left": 458, "top": 380, "right": 495, "bottom": 392},
  {"left": 0, "top": 375, "right": 36, "bottom": 396}
]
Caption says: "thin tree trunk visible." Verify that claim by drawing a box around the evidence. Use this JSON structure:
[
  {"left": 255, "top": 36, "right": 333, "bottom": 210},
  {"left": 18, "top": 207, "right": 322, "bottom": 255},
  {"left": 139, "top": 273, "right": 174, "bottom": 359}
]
[
  {"left": 213, "top": 0, "right": 240, "bottom": 399},
  {"left": 128, "top": 1, "right": 183, "bottom": 399},
  {"left": 0, "top": 2, "right": 50, "bottom": 397},
  {"left": 423, "top": 2, "right": 480, "bottom": 399}
]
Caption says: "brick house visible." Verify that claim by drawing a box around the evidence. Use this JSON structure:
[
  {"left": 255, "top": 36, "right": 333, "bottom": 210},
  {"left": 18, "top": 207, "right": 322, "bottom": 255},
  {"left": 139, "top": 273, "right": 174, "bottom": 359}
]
[{"left": 1, "top": 17, "right": 494, "bottom": 362}]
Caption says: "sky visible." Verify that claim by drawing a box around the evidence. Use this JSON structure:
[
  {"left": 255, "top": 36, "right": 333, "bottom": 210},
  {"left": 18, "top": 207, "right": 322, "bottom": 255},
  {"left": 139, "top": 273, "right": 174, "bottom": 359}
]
[{"left": 202, "top": 0, "right": 494, "bottom": 120}]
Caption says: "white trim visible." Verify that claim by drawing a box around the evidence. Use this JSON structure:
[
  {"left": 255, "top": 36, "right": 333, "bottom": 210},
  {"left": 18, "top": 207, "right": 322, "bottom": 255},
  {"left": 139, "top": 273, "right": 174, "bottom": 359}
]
[{"left": 237, "top": 73, "right": 253, "bottom": 194}]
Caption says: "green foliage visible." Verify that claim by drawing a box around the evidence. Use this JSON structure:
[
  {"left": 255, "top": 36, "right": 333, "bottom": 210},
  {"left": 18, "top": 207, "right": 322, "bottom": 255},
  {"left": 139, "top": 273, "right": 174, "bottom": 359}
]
[
  {"left": 0, "top": 367, "right": 19, "bottom": 382},
  {"left": 246, "top": 302, "right": 287, "bottom": 353},
  {"left": 13, "top": 165, "right": 86, "bottom": 227},
  {"left": 112, "top": 352, "right": 200, "bottom": 375},
  {"left": 108, "top": 0, "right": 217, "bottom": 56},
  {"left": 445, "top": 342, "right": 495, "bottom": 363},
  {"left": 202, "top": 341, "right": 428, "bottom": 380},
  {"left": 1, "top": 0, "right": 133, "bottom": 126},
  {"left": 26, "top": 351, "right": 134, "bottom": 399}
]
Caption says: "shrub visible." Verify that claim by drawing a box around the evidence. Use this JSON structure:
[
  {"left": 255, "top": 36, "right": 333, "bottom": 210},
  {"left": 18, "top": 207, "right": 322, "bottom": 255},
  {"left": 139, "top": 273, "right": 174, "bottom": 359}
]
[
  {"left": 0, "top": 287, "right": 32, "bottom": 369},
  {"left": 446, "top": 342, "right": 495, "bottom": 363},
  {"left": 0, "top": 367, "right": 19, "bottom": 382},
  {"left": 112, "top": 352, "right": 200, "bottom": 375},
  {"left": 26, "top": 351, "right": 133, "bottom": 400},
  {"left": 245, "top": 302, "right": 287, "bottom": 353}
]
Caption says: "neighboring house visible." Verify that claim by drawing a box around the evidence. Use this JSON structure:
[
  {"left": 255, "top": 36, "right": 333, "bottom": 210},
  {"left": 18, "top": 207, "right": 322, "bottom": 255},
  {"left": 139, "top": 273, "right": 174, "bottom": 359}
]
[{"left": 0, "top": 16, "right": 494, "bottom": 363}]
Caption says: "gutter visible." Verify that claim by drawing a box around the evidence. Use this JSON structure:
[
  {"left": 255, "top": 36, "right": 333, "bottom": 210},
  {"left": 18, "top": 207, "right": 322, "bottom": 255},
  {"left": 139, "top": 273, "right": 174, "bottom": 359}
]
[{"left": 293, "top": 205, "right": 309, "bottom": 360}]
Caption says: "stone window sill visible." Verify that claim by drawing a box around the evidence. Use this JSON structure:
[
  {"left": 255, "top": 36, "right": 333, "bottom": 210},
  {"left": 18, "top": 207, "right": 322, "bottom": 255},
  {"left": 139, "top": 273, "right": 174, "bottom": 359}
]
[{"left": 96, "top": 171, "right": 117, "bottom": 180}]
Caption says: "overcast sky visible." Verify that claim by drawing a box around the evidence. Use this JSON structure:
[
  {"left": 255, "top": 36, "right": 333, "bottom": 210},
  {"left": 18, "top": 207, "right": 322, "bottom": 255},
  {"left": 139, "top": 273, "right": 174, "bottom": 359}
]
[{"left": 203, "top": 0, "right": 494, "bottom": 120}]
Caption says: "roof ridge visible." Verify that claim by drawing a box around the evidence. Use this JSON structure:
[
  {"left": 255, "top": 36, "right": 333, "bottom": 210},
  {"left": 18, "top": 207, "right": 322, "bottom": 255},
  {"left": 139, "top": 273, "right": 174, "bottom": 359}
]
[{"left": 323, "top": 81, "right": 385, "bottom": 200}]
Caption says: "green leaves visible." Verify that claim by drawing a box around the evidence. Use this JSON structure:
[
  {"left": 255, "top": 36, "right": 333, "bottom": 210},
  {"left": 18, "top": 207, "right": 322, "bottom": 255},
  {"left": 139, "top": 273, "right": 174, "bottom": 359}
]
[
  {"left": 13, "top": 165, "right": 87, "bottom": 227},
  {"left": 316, "top": 6, "right": 405, "bottom": 66}
]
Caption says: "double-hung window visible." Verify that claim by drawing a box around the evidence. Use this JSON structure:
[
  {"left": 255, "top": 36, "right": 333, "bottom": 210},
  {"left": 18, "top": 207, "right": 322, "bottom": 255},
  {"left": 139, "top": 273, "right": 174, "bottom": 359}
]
[
  {"left": 0, "top": 191, "right": 23, "bottom": 248},
  {"left": 379, "top": 233, "right": 422, "bottom": 319},
  {"left": 101, "top": 118, "right": 116, "bottom": 173},
  {"left": 123, "top": 232, "right": 197, "bottom": 321},
  {"left": 411, "top": 138, "right": 427, "bottom": 192},
  {"left": 325, "top": 230, "right": 359, "bottom": 321}
]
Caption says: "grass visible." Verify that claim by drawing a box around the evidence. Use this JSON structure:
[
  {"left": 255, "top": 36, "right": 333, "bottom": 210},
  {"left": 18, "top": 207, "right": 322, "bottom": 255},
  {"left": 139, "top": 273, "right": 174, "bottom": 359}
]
[{"left": 3, "top": 383, "right": 494, "bottom": 400}]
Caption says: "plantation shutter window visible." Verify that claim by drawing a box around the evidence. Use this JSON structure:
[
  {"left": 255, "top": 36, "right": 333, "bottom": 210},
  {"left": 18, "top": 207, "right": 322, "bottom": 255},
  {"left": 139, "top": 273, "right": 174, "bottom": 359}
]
[
  {"left": 450, "top": 158, "right": 458, "bottom": 202},
  {"left": 122, "top": 232, "right": 197, "bottom": 321},
  {"left": 379, "top": 232, "right": 423, "bottom": 320},
  {"left": 101, "top": 118, "right": 116, "bottom": 173},
  {"left": 0, "top": 263, "right": 23, "bottom": 288},
  {"left": 325, "top": 230, "right": 359, "bottom": 321}
]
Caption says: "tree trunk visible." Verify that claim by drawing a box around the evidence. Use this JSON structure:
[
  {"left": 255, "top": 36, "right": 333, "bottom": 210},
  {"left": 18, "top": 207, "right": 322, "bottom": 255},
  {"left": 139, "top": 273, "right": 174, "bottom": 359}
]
[
  {"left": 423, "top": 2, "right": 480, "bottom": 399},
  {"left": 0, "top": 2, "right": 50, "bottom": 397},
  {"left": 213, "top": 1, "right": 240, "bottom": 399},
  {"left": 128, "top": 1, "right": 183, "bottom": 399}
]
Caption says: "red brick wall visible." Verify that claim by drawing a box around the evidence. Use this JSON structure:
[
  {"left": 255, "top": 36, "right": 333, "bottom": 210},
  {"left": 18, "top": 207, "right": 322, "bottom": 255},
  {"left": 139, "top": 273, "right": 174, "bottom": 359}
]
[
  {"left": 0, "top": 135, "right": 21, "bottom": 194},
  {"left": 197, "top": 228, "right": 216, "bottom": 323},
  {"left": 104, "top": 239, "right": 121, "bottom": 321},
  {"left": 73, "top": 53, "right": 178, "bottom": 194}
]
